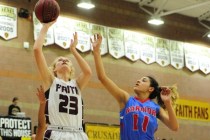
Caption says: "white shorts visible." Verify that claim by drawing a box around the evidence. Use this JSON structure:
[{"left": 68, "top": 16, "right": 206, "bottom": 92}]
[{"left": 44, "top": 126, "right": 88, "bottom": 140}]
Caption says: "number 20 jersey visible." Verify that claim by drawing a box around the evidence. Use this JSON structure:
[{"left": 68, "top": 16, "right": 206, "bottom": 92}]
[
  {"left": 120, "top": 97, "right": 160, "bottom": 140},
  {"left": 45, "top": 78, "right": 83, "bottom": 128}
]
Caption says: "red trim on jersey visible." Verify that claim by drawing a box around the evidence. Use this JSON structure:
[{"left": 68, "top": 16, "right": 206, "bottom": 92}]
[{"left": 134, "top": 97, "right": 150, "bottom": 103}]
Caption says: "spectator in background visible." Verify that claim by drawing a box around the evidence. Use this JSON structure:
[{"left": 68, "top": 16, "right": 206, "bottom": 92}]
[{"left": 8, "top": 97, "right": 21, "bottom": 116}]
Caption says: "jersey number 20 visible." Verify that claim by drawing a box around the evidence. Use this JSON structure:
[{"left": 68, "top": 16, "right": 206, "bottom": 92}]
[{"left": 59, "top": 94, "right": 78, "bottom": 115}]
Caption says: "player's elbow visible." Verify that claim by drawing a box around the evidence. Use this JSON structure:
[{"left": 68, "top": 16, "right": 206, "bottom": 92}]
[
  {"left": 97, "top": 74, "right": 106, "bottom": 83},
  {"left": 171, "top": 127, "right": 179, "bottom": 132},
  {"left": 171, "top": 124, "right": 179, "bottom": 131},
  {"left": 33, "top": 46, "right": 41, "bottom": 55},
  {"left": 86, "top": 69, "right": 92, "bottom": 77}
]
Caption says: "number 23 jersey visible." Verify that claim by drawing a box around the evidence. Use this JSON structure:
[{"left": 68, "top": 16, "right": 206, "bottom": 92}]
[
  {"left": 120, "top": 96, "right": 160, "bottom": 140},
  {"left": 45, "top": 78, "right": 83, "bottom": 128}
]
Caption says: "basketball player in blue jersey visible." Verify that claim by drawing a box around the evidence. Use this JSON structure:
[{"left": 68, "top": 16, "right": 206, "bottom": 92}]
[
  {"left": 91, "top": 34, "right": 179, "bottom": 140},
  {"left": 33, "top": 21, "right": 92, "bottom": 140}
]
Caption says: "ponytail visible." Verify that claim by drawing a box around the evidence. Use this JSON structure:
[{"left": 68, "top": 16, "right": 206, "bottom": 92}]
[
  {"left": 147, "top": 76, "right": 179, "bottom": 109},
  {"left": 157, "top": 85, "right": 179, "bottom": 109}
]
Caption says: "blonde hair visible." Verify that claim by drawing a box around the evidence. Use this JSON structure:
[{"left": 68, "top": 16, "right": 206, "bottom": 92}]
[
  {"left": 158, "top": 85, "right": 179, "bottom": 109},
  {"left": 170, "top": 85, "right": 179, "bottom": 108},
  {"left": 49, "top": 57, "right": 75, "bottom": 80}
]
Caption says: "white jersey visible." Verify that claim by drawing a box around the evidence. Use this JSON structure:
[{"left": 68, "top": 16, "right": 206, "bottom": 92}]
[{"left": 45, "top": 77, "right": 84, "bottom": 128}]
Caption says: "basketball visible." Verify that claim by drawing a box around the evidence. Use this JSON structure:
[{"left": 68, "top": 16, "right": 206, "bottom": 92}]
[{"left": 34, "top": 0, "right": 60, "bottom": 23}]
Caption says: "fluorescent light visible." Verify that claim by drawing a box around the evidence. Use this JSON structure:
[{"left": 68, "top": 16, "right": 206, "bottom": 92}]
[
  {"left": 207, "top": 33, "right": 210, "bottom": 38},
  {"left": 77, "top": 2, "right": 95, "bottom": 9},
  {"left": 148, "top": 17, "right": 164, "bottom": 25}
]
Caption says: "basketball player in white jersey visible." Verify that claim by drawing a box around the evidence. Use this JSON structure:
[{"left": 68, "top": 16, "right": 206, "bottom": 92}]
[{"left": 33, "top": 21, "right": 92, "bottom": 140}]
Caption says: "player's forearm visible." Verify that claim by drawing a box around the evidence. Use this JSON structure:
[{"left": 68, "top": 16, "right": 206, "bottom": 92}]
[
  {"left": 38, "top": 102, "right": 46, "bottom": 128},
  {"left": 71, "top": 48, "right": 92, "bottom": 75},
  {"left": 165, "top": 101, "right": 179, "bottom": 131},
  {"left": 33, "top": 27, "right": 48, "bottom": 51},
  {"left": 93, "top": 51, "right": 107, "bottom": 81}
]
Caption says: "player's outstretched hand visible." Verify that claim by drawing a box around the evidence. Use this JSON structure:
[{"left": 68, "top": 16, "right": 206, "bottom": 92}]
[
  {"left": 160, "top": 87, "right": 172, "bottom": 104},
  {"left": 91, "top": 34, "right": 102, "bottom": 53},
  {"left": 70, "top": 32, "right": 78, "bottom": 52},
  {"left": 36, "top": 85, "right": 46, "bottom": 104},
  {"left": 42, "top": 20, "right": 56, "bottom": 29}
]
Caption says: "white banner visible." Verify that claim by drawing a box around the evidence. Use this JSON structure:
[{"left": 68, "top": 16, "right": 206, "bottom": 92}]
[
  {"left": 198, "top": 47, "right": 210, "bottom": 74},
  {"left": 155, "top": 38, "right": 170, "bottom": 67},
  {"left": 108, "top": 27, "right": 124, "bottom": 59},
  {"left": 33, "top": 12, "right": 54, "bottom": 46},
  {"left": 0, "top": 5, "right": 17, "bottom": 40},
  {"left": 170, "top": 40, "right": 184, "bottom": 69},
  {"left": 90, "top": 24, "right": 108, "bottom": 55},
  {"left": 184, "top": 43, "right": 200, "bottom": 72},
  {"left": 124, "top": 30, "right": 141, "bottom": 61},
  {"left": 74, "top": 20, "right": 90, "bottom": 52},
  {"left": 54, "top": 17, "right": 75, "bottom": 49},
  {"left": 140, "top": 34, "right": 156, "bottom": 64}
]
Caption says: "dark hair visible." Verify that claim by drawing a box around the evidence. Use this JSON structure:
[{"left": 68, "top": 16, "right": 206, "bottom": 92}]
[
  {"left": 148, "top": 76, "right": 159, "bottom": 99},
  {"left": 147, "top": 76, "right": 179, "bottom": 109},
  {"left": 147, "top": 76, "right": 164, "bottom": 108},
  {"left": 12, "top": 97, "right": 19, "bottom": 102}
]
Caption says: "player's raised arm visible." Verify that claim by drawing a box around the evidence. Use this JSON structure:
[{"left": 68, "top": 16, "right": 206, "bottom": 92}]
[
  {"left": 91, "top": 34, "right": 129, "bottom": 109},
  {"left": 33, "top": 22, "right": 55, "bottom": 90},
  {"left": 70, "top": 32, "right": 92, "bottom": 91},
  {"left": 158, "top": 87, "right": 179, "bottom": 131}
]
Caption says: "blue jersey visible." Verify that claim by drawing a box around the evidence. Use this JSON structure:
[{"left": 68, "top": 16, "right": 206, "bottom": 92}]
[{"left": 120, "top": 96, "right": 160, "bottom": 140}]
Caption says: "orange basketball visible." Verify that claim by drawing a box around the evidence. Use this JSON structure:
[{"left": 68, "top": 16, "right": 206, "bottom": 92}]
[{"left": 34, "top": 0, "right": 60, "bottom": 23}]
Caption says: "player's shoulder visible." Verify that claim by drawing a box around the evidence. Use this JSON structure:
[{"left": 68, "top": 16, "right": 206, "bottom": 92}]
[
  {"left": 148, "top": 99, "right": 159, "bottom": 105},
  {"left": 148, "top": 100, "right": 160, "bottom": 111}
]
